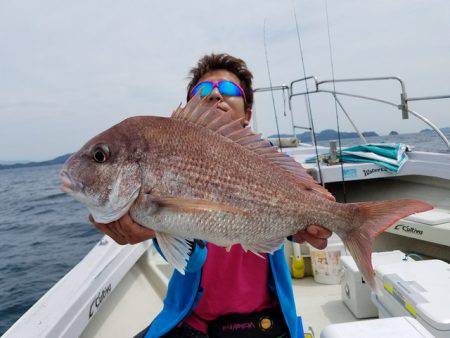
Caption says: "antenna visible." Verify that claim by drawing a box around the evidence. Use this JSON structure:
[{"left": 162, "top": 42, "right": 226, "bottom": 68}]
[
  {"left": 290, "top": 0, "right": 324, "bottom": 185},
  {"left": 263, "top": 18, "right": 283, "bottom": 150},
  {"left": 324, "top": 0, "right": 347, "bottom": 202}
]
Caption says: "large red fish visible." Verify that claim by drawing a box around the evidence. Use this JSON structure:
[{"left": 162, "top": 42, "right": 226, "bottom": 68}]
[{"left": 60, "top": 94, "right": 432, "bottom": 289}]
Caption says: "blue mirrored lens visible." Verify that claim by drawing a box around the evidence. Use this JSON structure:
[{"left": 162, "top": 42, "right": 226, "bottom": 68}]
[
  {"left": 192, "top": 82, "right": 213, "bottom": 97},
  {"left": 218, "top": 81, "right": 241, "bottom": 96}
]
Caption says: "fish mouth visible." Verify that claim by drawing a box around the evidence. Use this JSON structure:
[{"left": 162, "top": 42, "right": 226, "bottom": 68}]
[{"left": 59, "top": 170, "right": 81, "bottom": 193}]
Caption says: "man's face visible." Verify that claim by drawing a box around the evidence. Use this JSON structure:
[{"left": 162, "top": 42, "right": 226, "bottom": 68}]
[{"left": 194, "top": 69, "right": 252, "bottom": 127}]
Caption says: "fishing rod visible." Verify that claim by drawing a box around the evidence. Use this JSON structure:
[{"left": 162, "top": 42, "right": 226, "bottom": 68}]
[
  {"left": 290, "top": 0, "right": 325, "bottom": 186},
  {"left": 324, "top": 0, "right": 348, "bottom": 203},
  {"left": 263, "top": 18, "right": 283, "bottom": 150}
]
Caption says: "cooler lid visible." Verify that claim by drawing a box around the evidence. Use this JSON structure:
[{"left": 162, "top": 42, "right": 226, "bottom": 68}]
[
  {"left": 321, "top": 317, "right": 433, "bottom": 338},
  {"left": 376, "top": 260, "right": 450, "bottom": 331},
  {"left": 405, "top": 209, "right": 450, "bottom": 225},
  {"left": 341, "top": 250, "right": 405, "bottom": 272}
]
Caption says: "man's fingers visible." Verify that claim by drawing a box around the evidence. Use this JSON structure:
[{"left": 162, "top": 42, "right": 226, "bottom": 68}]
[
  {"left": 93, "top": 222, "right": 125, "bottom": 245},
  {"left": 300, "top": 231, "right": 328, "bottom": 250},
  {"left": 116, "top": 218, "right": 135, "bottom": 243},
  {"left": 292, "top": 227, "right": 329, "bottom": 250},
  {"left": 291, "top": 233, "right": 305, "bottom": 243},
  {"left": 118, "top": 217, "right": 156, "bottom": 243},
  {"left": 93, "top": 222, "right": 110, "bottom": 235},
  {"left": 89, "top": 213, "right": 156, "bottom": 245},
  {"left": 115, "top": 214, "right": 155, "bottom": 244},
  {"left": 118, "top": 213, "right": 135, "bottom": 227},
  {"left": 92, "top": 220, "right": 127, "bottom": 245},
  {"left": 130, "top": 225, "right": 156, "bottom": 243},
  {"left": 306, "top": 225, "right": 332, "bottom": 239}
]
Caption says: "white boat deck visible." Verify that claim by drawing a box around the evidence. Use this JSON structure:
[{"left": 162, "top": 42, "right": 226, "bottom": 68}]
[
  {"left": 80, "top": 249, "right": 358, "bottom": 337},
  {"left": 293, "top": 277, "right": 357, "bottom": 335}
]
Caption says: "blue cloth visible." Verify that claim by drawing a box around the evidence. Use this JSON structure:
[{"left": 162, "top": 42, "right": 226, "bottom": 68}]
[
  {"left": 144, "top": 240, "right": 304, "bottom": 338},
  {"left": 306, "top": 143, "right": 410, "bottom": 173}
]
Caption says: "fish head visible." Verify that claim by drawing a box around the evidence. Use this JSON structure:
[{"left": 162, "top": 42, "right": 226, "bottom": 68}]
[{"left": 60, "top": 119, "right": 144, "bottom": 223}]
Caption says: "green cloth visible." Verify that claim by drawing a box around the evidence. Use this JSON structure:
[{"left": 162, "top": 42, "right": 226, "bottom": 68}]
[{"left": 306, "top": 143, "right": 410, "bottom": 173}]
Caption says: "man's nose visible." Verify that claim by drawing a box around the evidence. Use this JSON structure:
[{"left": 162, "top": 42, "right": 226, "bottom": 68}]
[{"left": 208, "top": 87, "right": 223, "bottom": 102}]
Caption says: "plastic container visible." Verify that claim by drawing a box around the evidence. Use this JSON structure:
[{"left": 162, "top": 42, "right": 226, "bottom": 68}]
[
  {"left": 309, "top": 234, "right": 345, "bottom": 284},
  {"left": 320, "top": 317, "right": 433, "bottom": 338},
  {"left": 341, "top": 250, "right": 407, "bottom": 318},
  {"left": 373, "top": 259, "right": 450, "bottom": 338}
]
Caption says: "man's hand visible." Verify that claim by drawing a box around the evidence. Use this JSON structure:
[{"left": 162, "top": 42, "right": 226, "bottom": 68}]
[
  {"left": 292, "top": 225, "right": 332, "bottom": 250},
  {"left": 89, "top": 213, "right": 155, "bottom": 245}
]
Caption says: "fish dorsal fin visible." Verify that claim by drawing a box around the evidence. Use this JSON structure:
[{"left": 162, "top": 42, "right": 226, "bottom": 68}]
[{"left": 171, "top": 93, "right": 335, "bottom": 201}]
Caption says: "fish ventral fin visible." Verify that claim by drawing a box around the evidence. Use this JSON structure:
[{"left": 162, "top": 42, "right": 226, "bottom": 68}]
[
  {"left": 150, "top": 196, "right": 248, "bottom": 215},
  {"left": 242, "top": 238, "right": 285, "bottom": 258},
  {"left": 171, "top": 92, "right": 335, "bottom": 201},
  {"left": 338, "top": 199, "right": 433, "bottom": 292},
  {"left": 155, "top": 232, "right": 192, "bottom": 274}
]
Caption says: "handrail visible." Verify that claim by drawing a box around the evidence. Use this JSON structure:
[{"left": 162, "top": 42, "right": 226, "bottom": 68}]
[
  {"left": 332, "top": 94, "right": 367, "bottom": 144},
  {"left": 317, "top": 76, "right": 406, "bottom": 94},
  {"left": 253, "top": 85, "right": 293, "bottom": 136},
  {"left": 290, "top": 76, "right": 319, "bottom": 93},
  {"left": 317, "top": 76, "right": 409, "bottom": 119},
  {"left": 253, "top": 85, "right": 289, "bottom": 93},
  {"left": 407, "top": 94, "right": 450, "bottom": 102},
  {"left": 316, "top": 89, "right": 450, "bottom": 149},
  {"left": 255, "top": 75, "right": 450, "bottom": 150}
]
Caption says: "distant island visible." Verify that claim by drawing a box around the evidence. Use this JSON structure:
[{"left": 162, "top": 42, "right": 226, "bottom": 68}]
[
  {"left": 389, "top": 131, "right": 399, "bottom": 136},
  {"left": 420, "top": 127, "right": 450, "bottom": 134},
  {"left": 269, "top": 129, "right": 379, "bottom": 143},
  {"left": 0, "top": 154, "right": 72, "bottom": 170}
]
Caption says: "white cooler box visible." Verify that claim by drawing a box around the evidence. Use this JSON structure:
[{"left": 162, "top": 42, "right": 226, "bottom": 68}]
[
  {"left": 341, "top": 250, "right": 407, "bottom": 318},
  {"left": 320, "top": 316, "right": 433, "bottom": 338},
  {"left": 373, "top": 259, "right": 450, "bottom": 338}
]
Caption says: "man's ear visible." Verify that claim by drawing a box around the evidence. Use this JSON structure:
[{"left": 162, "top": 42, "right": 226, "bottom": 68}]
[{"left": 243, "top": 108, "right": 252, "bottom": 127}]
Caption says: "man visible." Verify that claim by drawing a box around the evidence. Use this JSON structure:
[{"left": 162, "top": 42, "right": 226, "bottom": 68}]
[{"left": 91, "top": 54, "right": 332, "bottom": 337}]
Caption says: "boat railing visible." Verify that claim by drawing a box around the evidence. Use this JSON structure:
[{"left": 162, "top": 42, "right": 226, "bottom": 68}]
[{"left": 254, "top": 76, "right": 450, "bottom": 150}]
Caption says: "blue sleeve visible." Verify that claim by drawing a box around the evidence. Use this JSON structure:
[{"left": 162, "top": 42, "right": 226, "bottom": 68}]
[{"left": 151, "top": 238, "right": 207, "bottom": 273}]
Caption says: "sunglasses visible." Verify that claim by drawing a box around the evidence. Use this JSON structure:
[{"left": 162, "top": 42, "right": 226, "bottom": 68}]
[{"left": 190, "top": 80, "right": 246, "bottom": 103}]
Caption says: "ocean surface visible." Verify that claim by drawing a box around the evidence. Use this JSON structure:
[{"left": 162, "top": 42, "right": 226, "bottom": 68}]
[{"left": 0, "top": 131, "right": 449, "bottom": 334}]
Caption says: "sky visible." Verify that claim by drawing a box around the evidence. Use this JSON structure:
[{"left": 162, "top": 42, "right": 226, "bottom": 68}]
[{"left": 1, "top": 0, "right": 450, "bottom": 161}]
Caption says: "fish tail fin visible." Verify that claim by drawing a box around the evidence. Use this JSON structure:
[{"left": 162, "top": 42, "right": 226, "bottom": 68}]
[{"left": 338, "top": 199, "right": 432, "bottom": 291}]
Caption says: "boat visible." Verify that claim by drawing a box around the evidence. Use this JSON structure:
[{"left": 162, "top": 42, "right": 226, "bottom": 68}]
[{"left": 4, "top": 75, "right": 450, "bottom": 337}]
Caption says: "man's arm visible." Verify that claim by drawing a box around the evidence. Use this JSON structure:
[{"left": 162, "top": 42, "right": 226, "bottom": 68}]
[{"left": 89, "top": 213, "right": 155, "bottom": 244}]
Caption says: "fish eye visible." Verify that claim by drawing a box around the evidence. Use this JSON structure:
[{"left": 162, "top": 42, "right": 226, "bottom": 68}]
[{"left": 92, "top": 144, "right": 110, "bottom": 163}]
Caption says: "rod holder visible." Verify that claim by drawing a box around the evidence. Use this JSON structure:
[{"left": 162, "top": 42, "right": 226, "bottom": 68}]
[{"left": 400, "top": 93, "right": 409, "bottom": 119}]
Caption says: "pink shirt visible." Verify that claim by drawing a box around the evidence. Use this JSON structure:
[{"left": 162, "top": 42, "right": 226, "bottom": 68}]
[{"left": 182, "top": 243, "right": 276, "bottom": 333}]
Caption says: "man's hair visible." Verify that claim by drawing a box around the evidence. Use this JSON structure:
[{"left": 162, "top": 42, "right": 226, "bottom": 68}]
[{"left": 187, "top": 53, "right": 254, "bottom": 109}]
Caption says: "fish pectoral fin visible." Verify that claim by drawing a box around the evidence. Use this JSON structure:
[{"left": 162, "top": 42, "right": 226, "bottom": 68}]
[
  {"left": 154, "top": 232, "right": 192, "bottom": 274},
  {"left": 242, "top": 238, "right": 285, "bottom": 257},
  {"left": 152, "top": 197, "right": 248, "bottom": 216},
  {"left": 135, "top": 193, "right": 160, "bottom": 214}
]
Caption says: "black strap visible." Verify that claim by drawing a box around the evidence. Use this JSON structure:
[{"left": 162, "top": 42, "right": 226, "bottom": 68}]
[
  {"left": 208, "top": 308, "right": 289, "bottom": 338},
  {"left": 162, "top": 323, "right": 209, "bottom": 338}
]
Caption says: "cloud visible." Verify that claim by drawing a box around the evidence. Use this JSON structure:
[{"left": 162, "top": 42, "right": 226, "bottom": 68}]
[{"left": 1, "top": 0, "right": 449, "bottom": 161}]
